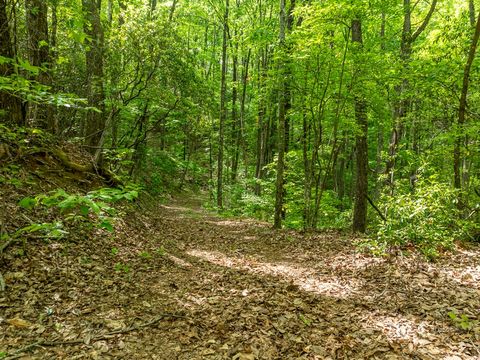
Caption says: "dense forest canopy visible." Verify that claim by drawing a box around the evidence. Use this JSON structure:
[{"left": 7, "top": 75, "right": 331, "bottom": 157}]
[{"left": 1, "top": 0, "right": 480, "bottom": 256}]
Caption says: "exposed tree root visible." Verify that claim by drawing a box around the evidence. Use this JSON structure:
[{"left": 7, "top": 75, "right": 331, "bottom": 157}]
[{"left": 28, "top": 147, "right": 123, "bottom": 187}]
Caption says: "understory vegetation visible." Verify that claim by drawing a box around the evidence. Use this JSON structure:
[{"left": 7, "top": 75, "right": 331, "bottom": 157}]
[{"left": 1, "top": 1, "right": 480, "bottom": 259}]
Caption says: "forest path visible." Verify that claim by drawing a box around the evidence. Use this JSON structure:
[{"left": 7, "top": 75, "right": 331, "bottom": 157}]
[{"left": 1, "top": 196, "right": 480, "bottom": 359}]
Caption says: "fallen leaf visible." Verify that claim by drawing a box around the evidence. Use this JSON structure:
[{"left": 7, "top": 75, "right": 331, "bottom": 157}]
[
  {"left": 7, "top": 317, "right": 32, "bottom": 328},
  {"left": 233, "top": 353, "right": 255, "bottom": 360}
]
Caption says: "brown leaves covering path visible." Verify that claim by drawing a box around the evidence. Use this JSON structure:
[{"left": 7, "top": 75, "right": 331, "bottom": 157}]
[{"left": 1, "top": 196, "right": 480, "bottom": 359}]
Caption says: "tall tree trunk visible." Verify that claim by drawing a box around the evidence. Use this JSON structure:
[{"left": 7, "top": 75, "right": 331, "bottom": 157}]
[
  {"left": 50, "top": 0, "right": 59, "bottom": 134},
  {"left": 51, "top": 0, "right": 58, "bottom": 56},
  {"left": 284, "top": 0, "right": 295, "bottom": 153},
  {"left": 25, "top": 0, "right": 52, "bottom": 130},
  {"left": 375, "top": 11, "right": 386, "bottom": 197},
  {"left": 169, "top": 0, "right": 178, "bottom": 22},
  {"left": 351, "top": 19, "right": 368, "bottom": 233},
  {"left": 469, "top": 0, "right": 476, "bottom": 27},
  {"left": 336, "top": 138, "right": 347, "bottom": 204},
  {"left": 107, "top": 0, "right": 113, "bottom": 24},
  {"left": 239, "top": 48, "right": 251, "bottom": 179},
  {"left": 118, "top": 0, "right": 126, "bottom": 26},
  {"left": 0, "top": 0, "right": 23, "bottom": 125},
  {"left": 454, "top": 10, "right": 480, "bottom": 207},
  {"left": 217, "top": 0, "right": 229, "bottom": 208},
  {"left": 231, "top": 36, "right": 239, "bottom": 182},
  {"left": 385, "top": 0, "right": 437, "bottom": 188},
  {"left": 302, "top": 90, "right": 312, "bottom": 229},
  {"left": 83, "top": 0, "right": 105, "bottom": 161},
  {"left": 254, "top": 49, "right": 267, "bottom": 195},
  {"left": 273, "top": 0, "right": 287, "bottom": 228}
]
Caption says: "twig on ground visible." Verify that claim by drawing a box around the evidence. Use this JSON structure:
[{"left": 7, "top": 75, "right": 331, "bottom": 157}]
[
  {"left": 0, "top": 271, "right": 5, "bottom": 292},
  {"left": 4, "top": 313, "right": 187, "bottom": 360},
  {"left": 0, "top": 237, "right": 15, "bottom": 254}
]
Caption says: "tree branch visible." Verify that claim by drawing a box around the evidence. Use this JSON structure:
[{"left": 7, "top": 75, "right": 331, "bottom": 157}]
[
  {"left": 411, "top": 0, "right": 438, "bottom": 42},
  {"left": 366, "top": 195, "right": 387, "bottom": 222}
]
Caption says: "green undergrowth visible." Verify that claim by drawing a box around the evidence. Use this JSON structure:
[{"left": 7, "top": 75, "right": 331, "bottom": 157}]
[
  {"left": 206, "top": 173, "right": 479, "bottom": 261},
  {"left": 360, "top": 175, "right": 479, "bottom": 260},
  {"left": 10, "top": 186, "right": 141, "bottom": 243}
]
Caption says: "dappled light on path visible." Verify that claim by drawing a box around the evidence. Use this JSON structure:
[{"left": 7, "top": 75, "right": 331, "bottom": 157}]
[
  {"left": 365, "top": 314, "right": 432, "bottom": 348},
  {"left": 187, "top": 249, "right": 361, "bottom": 299},
  {"left": 437, "top": 264, "right": 480, "bottom": 289},
  {"left": 359, "top": 314, "right": 473, "bottom": 359},
  {"left": 4, "top": 193, "right": 479, "bottom": 359}
]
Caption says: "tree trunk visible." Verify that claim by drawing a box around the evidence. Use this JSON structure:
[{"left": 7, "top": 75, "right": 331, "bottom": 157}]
[
  {"left": 83, "top": 0, "right": 106, "bottom": 160},
  {"left": 454, "top": 10, "right": 480, "bottom": 207},
  {"left": 239, "top": 48, "right": 251, "bottom": 179},
  {"left": 273, "top": 0, "right": 287, "bottom": 228},
  {"left": 0, "top": 0, "right": 23, "bottom": 125},
  {"left": 231, "top": 36, "right": 239, "bottom": 182},
  {"left": 217, "top": 0, "right": 229, "bottom": 208},
  {"left": 51, "top": 0, "right": 58, "bottom": 56},
  {"left": 255, "top": 49, "right": 267, "bottom": 195},
  {"left": 385, "top": 0, "right": 437, "bottom": 188},
  {"left": 169, "top": 0, "right": 178, "bottom": 22},
  {"left": 284, "top": 0, "right": 295, "bottom": 154},
  {"left": 352, "top": 19, "right": 368, "bottom": 233},
  {"left": 469, "top": 0, "right": 476, "bottom": 27},
  {"left": 118, "top": 0, "right": 126, "bottom": 26},
  {"left": 25, "top": 0, "right": 52, "bottom": 130},
  {"left": 302, "top": 104, "right": 312, "bottom": 229}
]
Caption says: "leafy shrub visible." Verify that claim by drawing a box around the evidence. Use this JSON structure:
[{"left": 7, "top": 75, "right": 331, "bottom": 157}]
[
  {"left": 17, "top": 185, "right": 140, "bottom": 239},
  {"left": 369, "top": 175, "right": 459, "bottom": 259},
  {"left": 315, "top": 191, "right": 351, "bottom": 230},
  {"left": 238, "top": 191, "right": 273, "bottom": 220}
]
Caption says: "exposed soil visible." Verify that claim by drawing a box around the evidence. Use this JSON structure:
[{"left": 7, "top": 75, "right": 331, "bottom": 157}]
[{"left": 1, "top": 192, "right": 480, "bottom": 359}]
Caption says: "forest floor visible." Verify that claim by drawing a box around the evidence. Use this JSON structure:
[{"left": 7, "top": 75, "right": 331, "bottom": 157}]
[{"left": 2, "top": 191, "right": 480, "bottom": 359}]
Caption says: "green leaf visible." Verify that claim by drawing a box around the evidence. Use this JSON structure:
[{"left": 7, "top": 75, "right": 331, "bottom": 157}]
[
  {"left": 57, "top": 195, "right": 78, "bottom": 211},
  {"left": 80, "top": 205, "right": 90, "bottom": 216},
  {"left": 18, "top": 59, "right": 39, "bottom": 75},
  {"left": 18, "top": 197, "right": 36, "bottom": 209},
  {"left": 100, "top": 221, "right": 114, "bottom": 232},
  {"left": 124, "top": 190, "right": 138, "bottom": 201}
]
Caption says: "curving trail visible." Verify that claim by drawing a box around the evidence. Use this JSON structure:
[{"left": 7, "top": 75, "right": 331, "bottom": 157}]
[{"left": 1, "top": 196, "right": 479, "bottom": 359}]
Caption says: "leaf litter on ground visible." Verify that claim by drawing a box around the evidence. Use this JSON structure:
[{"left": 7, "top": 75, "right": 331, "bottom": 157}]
[{"left": 1, "top": 195, "right": 479, "bottom": 359}]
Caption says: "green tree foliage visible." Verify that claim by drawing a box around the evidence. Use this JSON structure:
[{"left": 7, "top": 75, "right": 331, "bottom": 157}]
[{"left": 1, "top": 0, "right": 479, "bottom": 257}]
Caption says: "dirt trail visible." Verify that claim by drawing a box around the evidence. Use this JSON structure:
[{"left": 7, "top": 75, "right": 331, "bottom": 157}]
[{"left": 1, "top": 197, "right": 480, "bottom": 359}]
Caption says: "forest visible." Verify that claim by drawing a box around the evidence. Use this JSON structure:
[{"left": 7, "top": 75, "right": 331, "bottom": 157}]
[{"left": 1, "top": 0, "right": 480, "bottom": 358}]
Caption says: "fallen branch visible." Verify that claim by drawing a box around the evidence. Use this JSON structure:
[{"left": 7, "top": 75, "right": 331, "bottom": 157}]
[{"left": 4, "top": 313, "right": 186, "bottom": 359}]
